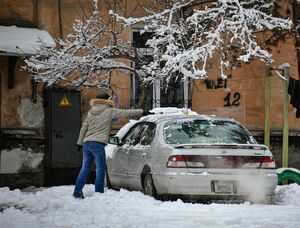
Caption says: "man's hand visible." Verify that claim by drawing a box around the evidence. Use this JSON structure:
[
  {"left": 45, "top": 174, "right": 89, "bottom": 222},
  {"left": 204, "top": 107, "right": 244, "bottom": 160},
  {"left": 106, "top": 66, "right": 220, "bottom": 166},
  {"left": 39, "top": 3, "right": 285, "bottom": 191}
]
[{"left": 76, "top": 145, "right": 83, "bottom": 152}]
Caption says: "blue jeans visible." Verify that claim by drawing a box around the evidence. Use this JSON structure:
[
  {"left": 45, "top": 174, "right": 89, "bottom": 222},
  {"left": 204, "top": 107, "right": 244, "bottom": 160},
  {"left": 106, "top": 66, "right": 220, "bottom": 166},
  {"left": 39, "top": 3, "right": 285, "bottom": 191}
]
[{"left": 73, "top": 141, "right": 106, "bottom": 197}]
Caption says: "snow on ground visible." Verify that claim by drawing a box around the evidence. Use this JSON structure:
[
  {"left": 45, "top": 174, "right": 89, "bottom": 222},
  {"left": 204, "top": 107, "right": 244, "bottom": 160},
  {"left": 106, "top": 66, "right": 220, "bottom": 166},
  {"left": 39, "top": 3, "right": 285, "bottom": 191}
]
[{"left": 0, "top": 184, "right": 300, "bottom": 228}]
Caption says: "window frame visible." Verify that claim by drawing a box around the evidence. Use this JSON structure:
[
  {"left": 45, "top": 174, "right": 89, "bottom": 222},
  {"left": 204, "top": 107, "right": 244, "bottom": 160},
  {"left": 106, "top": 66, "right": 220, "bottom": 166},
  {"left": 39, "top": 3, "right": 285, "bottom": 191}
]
[
  {"left": 130, "top": 28, "right": 191, "bottom": 110},
  {"left": 122, "top": 122, "right": 156, "bottom": 146}
]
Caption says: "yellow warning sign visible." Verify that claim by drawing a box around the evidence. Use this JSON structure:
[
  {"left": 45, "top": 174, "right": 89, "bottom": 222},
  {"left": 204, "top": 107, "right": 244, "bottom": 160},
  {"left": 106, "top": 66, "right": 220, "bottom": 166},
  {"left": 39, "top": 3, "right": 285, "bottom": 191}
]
[{"left": 59, "top": 95, "right": 72, "bottom": 107}]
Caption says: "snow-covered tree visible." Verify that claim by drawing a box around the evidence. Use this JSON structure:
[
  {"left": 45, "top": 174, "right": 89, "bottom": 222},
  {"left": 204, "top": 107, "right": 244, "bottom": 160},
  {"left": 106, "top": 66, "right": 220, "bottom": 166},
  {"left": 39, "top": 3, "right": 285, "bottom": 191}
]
[
  {"left": 24, "top": 0, "right": 293, "bottom": 89},
  {"left": 114, "top": 0, "right": 292, "bottom": 82},
  {"left": 23, "top": 0, "right": 144, "bottom": 89}
]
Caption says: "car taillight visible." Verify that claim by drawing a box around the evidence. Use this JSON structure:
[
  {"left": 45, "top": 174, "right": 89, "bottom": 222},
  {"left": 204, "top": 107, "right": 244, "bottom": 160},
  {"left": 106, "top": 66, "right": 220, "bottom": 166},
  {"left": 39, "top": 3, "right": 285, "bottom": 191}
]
[
  {"left": 167, "top": 155, "right": 187, "bottom": 168},
  {"left": 166, "top": 155, "right": 205, "bottom": 168},
  {"left": 260, "top": 156, "right": 276, "bottom": 169}
]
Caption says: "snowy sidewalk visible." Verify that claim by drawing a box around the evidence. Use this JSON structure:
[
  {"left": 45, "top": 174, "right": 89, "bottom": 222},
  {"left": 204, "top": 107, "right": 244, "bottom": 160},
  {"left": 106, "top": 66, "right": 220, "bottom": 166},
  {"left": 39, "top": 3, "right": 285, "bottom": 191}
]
[{"left": 0, "top": 184, "right": 300, "bottom": 228}]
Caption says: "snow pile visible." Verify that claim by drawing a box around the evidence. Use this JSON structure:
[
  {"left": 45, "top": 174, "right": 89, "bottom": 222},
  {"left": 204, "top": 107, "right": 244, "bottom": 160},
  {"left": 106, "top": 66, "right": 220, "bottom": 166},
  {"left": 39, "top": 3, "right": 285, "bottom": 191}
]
[
  {"left": 274, "top": 184, "right": 300, "bottom": 206},
  {"left": 0, "top": 148, "right": 44, "bottom": 173},
  {"left": 0, "top": 184, "right": 300, "bottom": 228},
  {"left": 276, "top": 167, "right": 300, "bottom": 175}
]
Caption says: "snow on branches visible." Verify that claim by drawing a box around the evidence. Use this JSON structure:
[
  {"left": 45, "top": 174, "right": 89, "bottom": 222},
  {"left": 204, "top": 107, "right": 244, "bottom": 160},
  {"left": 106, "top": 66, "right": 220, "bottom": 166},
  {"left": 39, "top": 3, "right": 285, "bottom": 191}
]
[
  {"left": 115, "top": 0, "right": 292, "bottom": 82},
  {"left": 23, "top": 0, "right": 139, "bottom": 88},
  {"left": 23, "top": 0, "right": 292, "bottom": 88}
]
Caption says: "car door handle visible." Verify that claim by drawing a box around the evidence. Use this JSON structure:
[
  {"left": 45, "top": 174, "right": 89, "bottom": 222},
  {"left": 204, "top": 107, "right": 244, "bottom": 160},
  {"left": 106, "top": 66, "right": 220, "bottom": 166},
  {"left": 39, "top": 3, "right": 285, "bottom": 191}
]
[{"left": 142, "top": 153, "right": 147, "bottom": 158}]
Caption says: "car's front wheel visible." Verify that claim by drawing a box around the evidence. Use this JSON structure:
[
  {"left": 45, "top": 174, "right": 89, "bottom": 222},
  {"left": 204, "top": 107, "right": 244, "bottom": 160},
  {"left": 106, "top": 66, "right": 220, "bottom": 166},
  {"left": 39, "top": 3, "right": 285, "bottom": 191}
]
[{"left": 143, "top": 172, "right": 157, "bottom": 198}]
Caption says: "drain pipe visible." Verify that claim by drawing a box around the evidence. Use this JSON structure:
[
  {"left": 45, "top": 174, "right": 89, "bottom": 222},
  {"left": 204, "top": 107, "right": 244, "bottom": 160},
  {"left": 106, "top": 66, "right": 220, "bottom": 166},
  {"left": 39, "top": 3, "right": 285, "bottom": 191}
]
[
  {"left": 58, "top": 0, "right": 63, "bottom": 39},
  {"left": 264, "top": 67, "right": 272, "bottom": 148},
  {"left": 278, "top": 63, "right": 291, "bottom": 185},
  {"left": 33, "top": 0, "right": 38, "bottom": 27}
]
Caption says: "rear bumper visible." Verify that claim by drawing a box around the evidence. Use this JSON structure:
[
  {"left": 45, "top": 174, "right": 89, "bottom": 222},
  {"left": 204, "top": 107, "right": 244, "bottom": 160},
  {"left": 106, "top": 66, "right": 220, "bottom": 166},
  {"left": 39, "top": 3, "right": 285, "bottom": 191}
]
[{"left": 153, "top": 170, "right": 277, "bottom": 197}]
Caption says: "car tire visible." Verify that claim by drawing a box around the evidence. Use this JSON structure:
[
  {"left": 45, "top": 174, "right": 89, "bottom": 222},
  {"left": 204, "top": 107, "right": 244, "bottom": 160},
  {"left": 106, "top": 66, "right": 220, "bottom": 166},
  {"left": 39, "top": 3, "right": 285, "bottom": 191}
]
[{"left": 143, "top": 172, "right": 157, "bottom": 198}]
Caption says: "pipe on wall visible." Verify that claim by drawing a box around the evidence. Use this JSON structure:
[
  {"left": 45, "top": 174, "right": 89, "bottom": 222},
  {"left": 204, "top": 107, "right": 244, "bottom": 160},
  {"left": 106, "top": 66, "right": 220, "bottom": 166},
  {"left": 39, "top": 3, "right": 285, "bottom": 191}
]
[
  {"left": 33, "top": 0, "right": 38, "bottom": 27},
  {"left": 58, "top": 0, "right": 63, "bottom": 39}
]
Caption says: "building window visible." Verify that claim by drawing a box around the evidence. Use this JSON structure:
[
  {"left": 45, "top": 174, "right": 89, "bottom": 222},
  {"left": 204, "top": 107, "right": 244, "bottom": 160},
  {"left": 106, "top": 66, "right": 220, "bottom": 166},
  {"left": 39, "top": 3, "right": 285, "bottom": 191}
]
[
  {"left": 131, "top": 28, "right": 191, "bottom": 110},
  {"left": 160, "top": 77, "right": 191, "bottom": 108}
]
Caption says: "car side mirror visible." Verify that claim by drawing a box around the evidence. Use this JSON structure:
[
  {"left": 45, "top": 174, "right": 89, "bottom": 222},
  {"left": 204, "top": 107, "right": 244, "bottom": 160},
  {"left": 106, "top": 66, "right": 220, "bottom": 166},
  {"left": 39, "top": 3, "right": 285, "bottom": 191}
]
[{"left": 109, "top": 136, "right": 122, "bottom": 145}]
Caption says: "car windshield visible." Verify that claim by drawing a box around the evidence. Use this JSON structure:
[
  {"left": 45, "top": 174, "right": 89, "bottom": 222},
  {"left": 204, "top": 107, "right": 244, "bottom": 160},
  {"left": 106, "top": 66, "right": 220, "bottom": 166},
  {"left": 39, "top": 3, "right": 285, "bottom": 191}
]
[{"left": 163, "top": 119, "right": 255, "bottom": 145}]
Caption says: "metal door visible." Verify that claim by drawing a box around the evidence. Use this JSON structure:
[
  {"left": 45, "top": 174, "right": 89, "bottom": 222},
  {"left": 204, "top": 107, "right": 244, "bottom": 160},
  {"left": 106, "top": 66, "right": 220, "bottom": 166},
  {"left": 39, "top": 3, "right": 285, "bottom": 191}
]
[
  {"left": 47, "top": 90, "right": 82, "bottom": 167},
  {"left": 45, "top": 89, "right": 83, "bottom": 186}
]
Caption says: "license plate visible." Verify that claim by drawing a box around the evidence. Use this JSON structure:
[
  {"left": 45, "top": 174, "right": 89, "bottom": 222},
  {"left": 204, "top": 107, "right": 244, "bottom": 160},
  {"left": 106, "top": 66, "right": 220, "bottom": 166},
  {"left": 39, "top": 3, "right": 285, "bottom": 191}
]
[{"left": 212, "top": 180, "right": 236, "bottom": 193}]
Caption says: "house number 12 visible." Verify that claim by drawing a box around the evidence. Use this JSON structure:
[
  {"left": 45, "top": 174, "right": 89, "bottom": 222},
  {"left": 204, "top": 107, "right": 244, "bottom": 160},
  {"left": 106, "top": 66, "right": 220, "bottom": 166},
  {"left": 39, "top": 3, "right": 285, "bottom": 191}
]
[{"left": 224, "top": 92, "right": 241, "bottom": 107}]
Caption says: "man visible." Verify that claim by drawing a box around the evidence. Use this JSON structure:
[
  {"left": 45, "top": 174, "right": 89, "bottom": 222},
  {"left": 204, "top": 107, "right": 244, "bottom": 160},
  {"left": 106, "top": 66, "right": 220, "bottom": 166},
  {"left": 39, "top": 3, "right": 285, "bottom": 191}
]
[{"left": 73, "top": 90, "right": 143, "bottom": 199}]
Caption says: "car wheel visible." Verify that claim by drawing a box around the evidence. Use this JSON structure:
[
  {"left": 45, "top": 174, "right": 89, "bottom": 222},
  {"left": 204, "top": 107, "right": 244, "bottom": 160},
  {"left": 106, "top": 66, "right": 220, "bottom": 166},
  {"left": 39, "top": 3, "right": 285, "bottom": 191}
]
[{"left": 143, "top": 172, "right": 157, "bottom": 198}]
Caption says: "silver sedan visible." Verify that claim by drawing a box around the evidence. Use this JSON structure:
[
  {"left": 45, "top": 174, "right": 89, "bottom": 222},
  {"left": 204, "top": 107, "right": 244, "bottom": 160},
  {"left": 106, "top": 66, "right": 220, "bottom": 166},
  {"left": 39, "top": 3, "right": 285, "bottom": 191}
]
[{"left": 106, "top": 113, "right": 277, "bottom": 202}]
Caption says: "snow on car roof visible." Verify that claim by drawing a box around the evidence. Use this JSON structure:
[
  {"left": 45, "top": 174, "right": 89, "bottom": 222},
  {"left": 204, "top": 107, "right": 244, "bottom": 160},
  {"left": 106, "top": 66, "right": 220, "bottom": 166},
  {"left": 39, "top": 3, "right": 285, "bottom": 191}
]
[
  {"left": 150, "top": 107, "right": 198, "bottom": 115},
  {"left": 139, "top": 107, "right": 233, "bottom": 123}
]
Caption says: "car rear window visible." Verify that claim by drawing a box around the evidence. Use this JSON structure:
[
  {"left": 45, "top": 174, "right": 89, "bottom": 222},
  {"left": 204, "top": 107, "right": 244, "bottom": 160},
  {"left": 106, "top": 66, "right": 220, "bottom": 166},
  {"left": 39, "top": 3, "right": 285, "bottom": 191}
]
[{"left": 163, "top": 119, "right": 256, "bottom": 145}]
